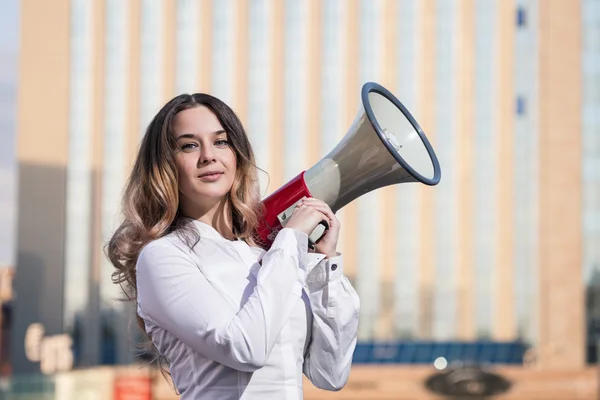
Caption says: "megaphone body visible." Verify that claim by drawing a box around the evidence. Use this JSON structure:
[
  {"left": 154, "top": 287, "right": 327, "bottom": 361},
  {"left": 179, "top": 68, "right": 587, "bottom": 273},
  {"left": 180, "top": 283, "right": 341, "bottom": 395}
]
[{"left": 255, "top": 82, "right": 441, "bottom": 249}]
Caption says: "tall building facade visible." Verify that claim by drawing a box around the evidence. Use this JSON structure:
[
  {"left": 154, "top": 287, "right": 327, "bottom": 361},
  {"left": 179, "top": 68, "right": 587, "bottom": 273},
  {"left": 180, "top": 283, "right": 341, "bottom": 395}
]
[{"left": 13, "top": 0, "right": 594, "bottom": 373}]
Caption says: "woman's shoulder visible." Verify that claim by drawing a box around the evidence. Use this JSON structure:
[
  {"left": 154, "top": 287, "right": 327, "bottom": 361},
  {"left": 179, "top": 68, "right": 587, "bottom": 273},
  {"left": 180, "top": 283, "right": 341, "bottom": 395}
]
[
  {"left": 136, "top": 235, "right": 201, "bottom": 279},
  {"left": 138, "top": 232, "right": 191, "bottom": 261},
  {"left": 245, "top": 243, "right": 266, "bottom": 259}
]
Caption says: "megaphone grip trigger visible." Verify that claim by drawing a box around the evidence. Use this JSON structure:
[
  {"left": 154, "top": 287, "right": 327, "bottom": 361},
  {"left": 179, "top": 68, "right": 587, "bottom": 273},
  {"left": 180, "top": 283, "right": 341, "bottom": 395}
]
[{"left": 308, "top": 220, "right": 329, "bottom": 248}]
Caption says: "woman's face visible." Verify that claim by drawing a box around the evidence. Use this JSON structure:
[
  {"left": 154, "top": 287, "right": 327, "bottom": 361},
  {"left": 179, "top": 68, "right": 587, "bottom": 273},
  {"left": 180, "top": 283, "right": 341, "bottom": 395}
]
[{"left": 172, "top": 106, "right": 237, "bottom": 213}]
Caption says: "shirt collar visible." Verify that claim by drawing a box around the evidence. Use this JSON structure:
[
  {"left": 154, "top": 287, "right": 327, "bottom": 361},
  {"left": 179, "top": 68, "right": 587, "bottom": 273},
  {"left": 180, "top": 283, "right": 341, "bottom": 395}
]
[
  {"left": 184, "top": 217, "right": 241, "bottom": 242},
  {"left": 183, "top": 218, "right": 225, "bottom": 240}
]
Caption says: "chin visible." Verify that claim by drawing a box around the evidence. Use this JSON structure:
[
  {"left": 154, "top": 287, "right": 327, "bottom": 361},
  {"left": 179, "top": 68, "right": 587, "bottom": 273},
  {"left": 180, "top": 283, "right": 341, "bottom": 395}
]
[
  {"left": 195, "top": 188, "right": 230, "bottom": 202},
  {"left": 200, "top": 193, "right": 229, "bottom": 201},
  {"left": 180, "top": 180, "right": 232, "bottom": 206}
]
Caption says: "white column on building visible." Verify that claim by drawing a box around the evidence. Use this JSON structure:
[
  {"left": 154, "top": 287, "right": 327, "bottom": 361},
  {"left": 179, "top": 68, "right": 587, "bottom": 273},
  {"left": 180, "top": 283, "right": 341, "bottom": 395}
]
[
  {"left": 175, "top": 0, "right": 199, "bottom": 94},
  {"left": 140, "top": 0, "right": 164, "bottom": 136},
  {"left": 0, "top": 3, "right": 17, "bottom": 268},
  {"left": 247, "top": 0, "right": 273, "bottom": 196},
  {"left": 356, "top": 0, "right": 383, "bottom": 340},
  {"left": 432, "top": 0, "right": 459, "bottom": 340},
  {"left": 320, "top": 0, "right": 345, "bottom": 155},
  {"left": 282, "top": 0, "right": 309, "bottom": 182},
  {"left": 582, "top": 0, "right": 600, "bottom": 319},
  {"left": 211, "top": 0, "right": 236, "bottom": 107},
  {"left": 393, "top": 0, "right": 421, "bottom": 339},
  {"left": 63, "top": 0, "right": 94, "bottom": 363},
  {"left": 320, "top": 0, "right": 346, "bottom": 250},
  {"left": 514, "top": 0, "right": 539, "bottom": 344},
  {"left": 473, "top": 0, "right": 498, "bottom": 338},
  {"left": 101, "top": 0, "right": 129, "bottom": 313},
  {"left": 101, "top": 0, "right": 131, "bottom": 364}
]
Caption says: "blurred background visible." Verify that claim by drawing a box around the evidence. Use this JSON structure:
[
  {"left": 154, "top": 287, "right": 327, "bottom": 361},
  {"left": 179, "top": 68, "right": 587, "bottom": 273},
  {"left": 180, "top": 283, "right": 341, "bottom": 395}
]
[{"left": 0, "top": 0, "right": 598, "bottom": 399}]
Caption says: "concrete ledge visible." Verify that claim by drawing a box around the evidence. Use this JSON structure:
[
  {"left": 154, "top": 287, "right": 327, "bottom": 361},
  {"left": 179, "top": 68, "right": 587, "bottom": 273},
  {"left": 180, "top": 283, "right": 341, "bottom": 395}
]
[{"left": 302, "top": 366, "right": 599, "bottom": 400}]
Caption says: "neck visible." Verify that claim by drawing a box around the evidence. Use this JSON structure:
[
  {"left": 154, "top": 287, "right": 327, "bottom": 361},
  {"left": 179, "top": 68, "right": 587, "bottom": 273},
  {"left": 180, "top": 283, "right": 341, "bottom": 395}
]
[{"left": 181, "top": 196, "right": 235, "bottom": 240}]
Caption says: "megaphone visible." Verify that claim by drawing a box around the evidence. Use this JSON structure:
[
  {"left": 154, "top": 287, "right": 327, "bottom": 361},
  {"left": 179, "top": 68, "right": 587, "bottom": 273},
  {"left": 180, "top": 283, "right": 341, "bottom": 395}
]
[{"left": 255, "top": 82, "right": 441, "bottom": 249}]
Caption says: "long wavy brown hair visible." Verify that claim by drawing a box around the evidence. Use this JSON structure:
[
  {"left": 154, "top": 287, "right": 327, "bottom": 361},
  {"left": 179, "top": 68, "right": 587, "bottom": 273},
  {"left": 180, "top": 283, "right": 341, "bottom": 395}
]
[{"left": 106, "top": 93, "right": 262, "bottom": 375}]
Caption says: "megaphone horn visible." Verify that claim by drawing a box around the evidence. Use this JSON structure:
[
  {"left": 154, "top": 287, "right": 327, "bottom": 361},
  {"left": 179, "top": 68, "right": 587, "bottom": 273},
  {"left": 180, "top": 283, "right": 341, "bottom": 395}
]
[{"left": 255, "top": 81, "right": 441, "bottom": 249}]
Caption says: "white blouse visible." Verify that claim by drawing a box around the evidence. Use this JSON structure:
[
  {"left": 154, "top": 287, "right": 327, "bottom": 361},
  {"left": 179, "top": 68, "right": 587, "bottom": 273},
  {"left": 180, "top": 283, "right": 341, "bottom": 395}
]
[{"left": 136, "top": 219, "right": 360, "bottom": 400}]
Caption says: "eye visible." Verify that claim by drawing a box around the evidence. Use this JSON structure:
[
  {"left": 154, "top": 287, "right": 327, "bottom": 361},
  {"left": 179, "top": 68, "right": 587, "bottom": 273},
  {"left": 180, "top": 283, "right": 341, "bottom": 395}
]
[
  {"left": 215, "top": 139, "right": 230, "bottom": 147},
  {"left": 180, "top": 143, "right": 198, "bottom": 151}
]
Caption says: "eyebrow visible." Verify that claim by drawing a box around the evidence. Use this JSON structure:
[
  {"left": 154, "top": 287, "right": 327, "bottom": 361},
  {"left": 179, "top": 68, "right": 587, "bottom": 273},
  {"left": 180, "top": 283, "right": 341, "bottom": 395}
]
[{"left": 176, "top": 130, "right": 226, "bottom": 140}]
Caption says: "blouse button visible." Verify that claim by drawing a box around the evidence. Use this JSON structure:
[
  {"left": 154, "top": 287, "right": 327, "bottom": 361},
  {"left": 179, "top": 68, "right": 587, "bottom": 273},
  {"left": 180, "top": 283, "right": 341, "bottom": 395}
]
[{"left": 331, "top": 264, "right": 338, "bottom": 271}]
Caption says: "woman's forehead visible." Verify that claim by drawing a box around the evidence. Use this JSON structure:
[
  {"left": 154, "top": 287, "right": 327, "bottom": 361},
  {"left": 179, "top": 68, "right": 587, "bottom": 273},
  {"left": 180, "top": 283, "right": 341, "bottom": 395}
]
[{"left": 172, "top": 106, "right": 225, "bottom": 137}]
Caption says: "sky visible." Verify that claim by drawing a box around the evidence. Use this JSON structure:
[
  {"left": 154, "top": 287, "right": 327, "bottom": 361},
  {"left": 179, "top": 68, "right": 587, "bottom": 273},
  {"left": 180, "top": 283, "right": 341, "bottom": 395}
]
[{"left": 0, "top": 0, "right": 19, "bottom": 267}]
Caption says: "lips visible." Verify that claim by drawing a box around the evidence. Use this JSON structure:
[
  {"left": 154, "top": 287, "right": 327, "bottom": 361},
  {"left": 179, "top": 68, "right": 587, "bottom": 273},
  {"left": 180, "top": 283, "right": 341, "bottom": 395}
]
[
  {"left": 198, "top": 171, "right": 223, "bottom": 178},
  {"left": 197, "top": 171, "right": 224, "bottom": 182}
]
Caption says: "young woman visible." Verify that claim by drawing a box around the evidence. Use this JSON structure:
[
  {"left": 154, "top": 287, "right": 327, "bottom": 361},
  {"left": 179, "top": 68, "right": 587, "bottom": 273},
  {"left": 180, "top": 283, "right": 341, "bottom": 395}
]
[{"left": 107, "top": 93, "right": 360, "bottom": 399}]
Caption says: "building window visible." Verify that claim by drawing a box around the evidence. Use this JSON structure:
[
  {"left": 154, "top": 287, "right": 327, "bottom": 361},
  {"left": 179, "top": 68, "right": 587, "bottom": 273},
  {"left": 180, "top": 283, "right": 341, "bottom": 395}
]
[
  {"left": 516, "top": 96, "right": 527, "bottom": 116},
  {"left": 516, "top": 6, "right": 527, "bottom": 28}
]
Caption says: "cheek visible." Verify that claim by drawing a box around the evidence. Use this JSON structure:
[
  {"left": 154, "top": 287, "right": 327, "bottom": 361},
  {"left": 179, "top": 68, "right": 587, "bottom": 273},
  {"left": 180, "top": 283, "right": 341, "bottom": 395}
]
[
  {"left": 176, "top": 156, "right": 196, "bottom": 183},
  {"left": 225, "top": 151, "right": 237, "bottom": 172}
]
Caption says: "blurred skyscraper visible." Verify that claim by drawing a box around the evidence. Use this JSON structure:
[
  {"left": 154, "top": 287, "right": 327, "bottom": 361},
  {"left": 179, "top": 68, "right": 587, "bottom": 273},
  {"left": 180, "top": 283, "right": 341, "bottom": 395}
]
[{"left": 11, "top": 0, "right": 597, "bottom": 374}]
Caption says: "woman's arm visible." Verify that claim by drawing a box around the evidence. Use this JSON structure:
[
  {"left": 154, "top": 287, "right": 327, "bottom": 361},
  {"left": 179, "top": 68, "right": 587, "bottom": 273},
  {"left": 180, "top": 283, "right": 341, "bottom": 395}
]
[
  {"left": 136, "top": 227, "right": 309, "bottom": 372},
  {"left": 302, "top": 253, "right": 360, "bottom": 391}
]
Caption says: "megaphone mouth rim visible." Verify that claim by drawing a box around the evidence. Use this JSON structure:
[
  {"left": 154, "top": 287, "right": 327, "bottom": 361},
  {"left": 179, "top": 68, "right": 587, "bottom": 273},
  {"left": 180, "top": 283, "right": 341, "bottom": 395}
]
[{"left": 361, "top": 82, "right": 442, "bottom": 186}]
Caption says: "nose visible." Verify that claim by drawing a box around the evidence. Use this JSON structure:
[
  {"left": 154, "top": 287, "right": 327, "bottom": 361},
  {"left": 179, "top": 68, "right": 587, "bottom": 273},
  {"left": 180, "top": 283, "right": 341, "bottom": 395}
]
[{"left": 198, "top": 144, "right": 216, "bottom": 165}]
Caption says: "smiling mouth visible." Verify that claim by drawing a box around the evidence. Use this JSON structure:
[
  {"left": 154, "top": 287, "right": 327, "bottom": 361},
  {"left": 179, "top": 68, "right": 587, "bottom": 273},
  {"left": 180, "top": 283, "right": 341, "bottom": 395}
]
[
  {"left": 197, "top": 172, "right": 224, "bottom": 181},
  {"left": 198, "top": 172, "right": 223, "bottom": 178}
]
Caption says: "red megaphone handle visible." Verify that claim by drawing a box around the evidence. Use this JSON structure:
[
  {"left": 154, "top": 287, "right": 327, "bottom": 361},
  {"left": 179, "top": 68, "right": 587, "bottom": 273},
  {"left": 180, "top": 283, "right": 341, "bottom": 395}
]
[{"left": 255, "top": 171, "right": 313, "bottom": 249}]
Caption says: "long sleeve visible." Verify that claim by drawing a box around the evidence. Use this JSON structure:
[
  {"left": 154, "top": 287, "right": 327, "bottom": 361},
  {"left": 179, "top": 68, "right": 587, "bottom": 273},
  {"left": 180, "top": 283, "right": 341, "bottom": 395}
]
[
  {"left": 302, "top": 254, "right": 360, "bottom": 391},
  {"left": 136, "top": 228, "right": 309, "bottom": 372}
]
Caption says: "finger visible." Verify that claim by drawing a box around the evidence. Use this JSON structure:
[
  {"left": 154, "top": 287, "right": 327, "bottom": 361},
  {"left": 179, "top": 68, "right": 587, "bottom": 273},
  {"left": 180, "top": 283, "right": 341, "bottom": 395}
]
[
  {"left": 292, "top": 203, "right": 306, "bottom": 212},
  {"left": 301, "top": 201, "right": 329, "bottom": 215},
  {"left": 291, "top": 203, "right": 310, "bottom": 218},
  {"left": 307, "top": 204, "right": 335, "bottom": 223},
  {"left": 301, "top": 197, "right": 330, "bottom": 209},
  {"left": 303, "top": 203, "right": 337, "bottom": 227},
  {"left": 301, "top": 199, "right": 333, "bottom": 215},
  {"left": 303, "top": 199, "right": 336, "bottom": 222},
  {"left": 296, "top": 204, "right": 328, "bottom": 222},
  {"left": 307, "top": 207, "right": 329, "bottom": 223}
]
